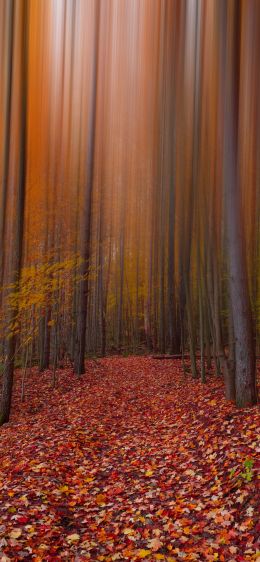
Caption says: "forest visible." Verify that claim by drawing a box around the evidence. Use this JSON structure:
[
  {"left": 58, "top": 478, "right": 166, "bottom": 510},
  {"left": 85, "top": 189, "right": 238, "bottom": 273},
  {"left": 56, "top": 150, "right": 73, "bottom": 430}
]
[{"left": 0, "top": 0, "right": 259, "bottom": 561}]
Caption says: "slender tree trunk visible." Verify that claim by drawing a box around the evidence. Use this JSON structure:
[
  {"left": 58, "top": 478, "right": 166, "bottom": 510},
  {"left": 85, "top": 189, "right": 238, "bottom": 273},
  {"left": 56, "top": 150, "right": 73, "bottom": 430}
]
[
  {"left": 21, "top": 342, "right": 29, "bottom": 403},
  {"left": 117, "top": 222, "right": 125, "bottom": 351},
  {"left": 0, "top": 0, "right": 14, "bottom": 286},
  {"left": 225, "top": 298, "right": 236, "bottom": 401},
  {"left": 74, "top": 0, "right": 100, "bottom": 374},
  {"left": 199, "top": 284, "right": 206, "bottom": 383}
]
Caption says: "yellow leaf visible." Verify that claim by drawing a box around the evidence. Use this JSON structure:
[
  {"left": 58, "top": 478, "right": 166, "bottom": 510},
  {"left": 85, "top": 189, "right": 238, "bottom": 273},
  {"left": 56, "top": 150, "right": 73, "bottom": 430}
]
[
  {"left": 9, "top": 529, "right": 22, "bottom": 539},
  {"left": 137, "top": 550, "right": 152, "bottom": 558},
  {"left": 145, "top": 469, "right": 154, "bottom": 477},
  {"left": 59, "top": 485, "right": 69, "bottom": 493},
  {"left": 20, "top": 495, "right": 29, "bottom": 506},
  {"left": 66, "top": 533, "right": 80, "bottom": 543},
  {"left": 155, "top": 555, "right": 165, "bottom": 560}
]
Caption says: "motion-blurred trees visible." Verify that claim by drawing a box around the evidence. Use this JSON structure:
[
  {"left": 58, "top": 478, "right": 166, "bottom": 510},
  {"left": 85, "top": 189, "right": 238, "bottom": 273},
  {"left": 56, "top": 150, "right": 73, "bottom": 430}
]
[{"left": 0, "top": 0, "right": 259, "bottom": 423}]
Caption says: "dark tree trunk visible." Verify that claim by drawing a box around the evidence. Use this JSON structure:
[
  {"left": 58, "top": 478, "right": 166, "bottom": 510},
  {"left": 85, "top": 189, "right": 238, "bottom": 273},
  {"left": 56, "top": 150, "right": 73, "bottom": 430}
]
[
  {"left": 0, "top": 0, "right": 14, "bottom": 286},
  {"left": 74, "top": 0, "right": 100, "bottom": 374},
  {"left": 222, "top": 0, "right": 257, "bottom": 407},
  {"left": 1, "top": 0, "right": 29, "bottom": 425}
]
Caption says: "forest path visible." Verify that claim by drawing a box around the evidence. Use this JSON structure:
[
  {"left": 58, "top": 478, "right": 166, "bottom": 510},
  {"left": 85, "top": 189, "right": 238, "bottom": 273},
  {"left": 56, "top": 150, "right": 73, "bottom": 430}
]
[{"left": 0, "top": 357, "right": 259, "bottom": 561}]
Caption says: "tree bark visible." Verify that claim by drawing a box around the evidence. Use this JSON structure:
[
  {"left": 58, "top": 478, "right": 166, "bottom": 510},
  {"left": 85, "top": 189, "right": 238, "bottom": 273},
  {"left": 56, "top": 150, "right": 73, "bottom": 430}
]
[
  {"left": 74, "top": 0, "right": 100, "bottom": 374},
  {"left": 1, "top": 0, "right": 29, "bottom": 425},
  {"left": 222, "top": 0, "right": 257, "bottom": 407}
]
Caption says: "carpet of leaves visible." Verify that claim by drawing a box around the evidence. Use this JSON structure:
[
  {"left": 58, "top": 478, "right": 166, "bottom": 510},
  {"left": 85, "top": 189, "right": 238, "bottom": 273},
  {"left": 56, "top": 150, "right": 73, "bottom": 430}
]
[{"left": 0, "top": 357, "right": 259, "bottom": 562}]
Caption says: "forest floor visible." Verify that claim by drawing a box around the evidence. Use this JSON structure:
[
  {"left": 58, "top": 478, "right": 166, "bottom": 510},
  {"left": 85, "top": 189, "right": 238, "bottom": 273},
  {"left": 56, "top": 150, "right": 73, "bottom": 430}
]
[{"left": 0, "top": 357, "right": 259, "bottom": 562}]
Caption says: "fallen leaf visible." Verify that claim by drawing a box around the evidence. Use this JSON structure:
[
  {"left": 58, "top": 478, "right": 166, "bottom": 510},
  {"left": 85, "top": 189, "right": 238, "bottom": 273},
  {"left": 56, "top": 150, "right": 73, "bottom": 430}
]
[
  {"left": 9, "top": 529, "right": 22, "bottom": 539},
  {"left": 66, "top": 533, "right": 80, "bottom": 543},
  {"left": 137, "top": 549, "right": 152, "bottom": 558}
]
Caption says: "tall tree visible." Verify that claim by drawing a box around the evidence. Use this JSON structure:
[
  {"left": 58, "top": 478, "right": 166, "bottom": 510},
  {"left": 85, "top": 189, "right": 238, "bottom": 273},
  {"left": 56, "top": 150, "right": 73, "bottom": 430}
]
[
  {"left": 221, "top": 0, "right": 257, "bottom": 407},
  {"left": 74, "top": 0, "right": 101, "bottom": 374},
  {"left": 0, "top": 0, "right": 29, "bottom": 424},
  {"left": 0, "top": 0, "right": 14, "bottom": 287}
]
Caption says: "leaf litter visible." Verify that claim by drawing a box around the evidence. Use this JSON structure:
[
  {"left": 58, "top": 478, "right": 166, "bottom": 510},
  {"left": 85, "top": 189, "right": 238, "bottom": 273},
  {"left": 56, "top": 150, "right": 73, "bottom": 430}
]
[{"left": 0, "top": 357, "right": 259, "bottom": 561}]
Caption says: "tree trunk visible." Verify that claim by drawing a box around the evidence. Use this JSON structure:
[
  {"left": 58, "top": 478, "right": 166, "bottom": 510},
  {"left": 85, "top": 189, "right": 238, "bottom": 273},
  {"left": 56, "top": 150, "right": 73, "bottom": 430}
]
[
  {"left": 1, "top": 0, "right": 29, "bottom": 425},
  {"left": 74, "top": 0, "right": 100, "bottom": 374},
  {"left": 222, "top": 0, "right": 257, "bottom": 407},
  {"left": 0, "top": 0, "right": 14, "bottom": 286}
]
